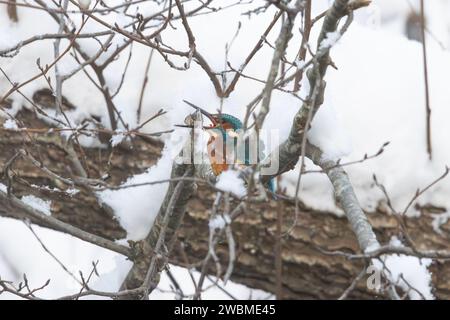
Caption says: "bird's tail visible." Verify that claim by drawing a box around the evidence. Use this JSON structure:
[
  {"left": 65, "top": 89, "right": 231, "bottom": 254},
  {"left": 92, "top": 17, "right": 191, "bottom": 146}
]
[{"left": 267, "top": 178, "right": 278, "bottom": 200}]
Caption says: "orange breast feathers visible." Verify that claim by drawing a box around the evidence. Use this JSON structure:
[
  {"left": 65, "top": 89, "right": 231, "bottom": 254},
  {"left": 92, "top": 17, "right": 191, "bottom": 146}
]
[
  {"left": 206, "top": 122, "right": 238, "bottom": 176},
  {"left": 207, "top": 135, "right": 228, "bottom": 176}
]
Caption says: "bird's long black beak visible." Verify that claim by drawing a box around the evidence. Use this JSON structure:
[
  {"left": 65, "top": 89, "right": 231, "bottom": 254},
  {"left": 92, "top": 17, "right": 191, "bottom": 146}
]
[
  {"left": 183, "top": 100, "right": 216, "bottom": 124},
  {"left": 174, "top": 124, "right": 211, "bottom": 129}
]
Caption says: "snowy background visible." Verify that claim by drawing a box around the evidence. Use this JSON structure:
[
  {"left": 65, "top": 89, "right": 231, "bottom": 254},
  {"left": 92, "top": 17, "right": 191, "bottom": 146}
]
[{"left": 1, "top": 0, "right": 450, "bottom": 299}]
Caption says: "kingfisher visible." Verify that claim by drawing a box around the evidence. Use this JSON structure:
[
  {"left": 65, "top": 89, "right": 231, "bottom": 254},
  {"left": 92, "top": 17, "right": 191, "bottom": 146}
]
[{"left": 177, "top": 100, "right": 275, "bottom": 194}]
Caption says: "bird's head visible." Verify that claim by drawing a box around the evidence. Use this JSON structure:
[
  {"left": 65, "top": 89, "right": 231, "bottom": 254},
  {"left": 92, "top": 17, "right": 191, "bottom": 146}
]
[{"left": 176, "top": 100, "right": 243, "bottom": 134}]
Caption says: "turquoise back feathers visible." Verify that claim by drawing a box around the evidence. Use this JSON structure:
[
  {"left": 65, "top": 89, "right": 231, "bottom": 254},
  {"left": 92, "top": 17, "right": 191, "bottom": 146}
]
[{"left": 217, "top": 114, "right": 243, "bottom": 130}]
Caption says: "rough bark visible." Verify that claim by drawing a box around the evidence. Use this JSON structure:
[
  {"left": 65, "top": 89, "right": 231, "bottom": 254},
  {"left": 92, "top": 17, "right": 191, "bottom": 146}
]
[
  {"left": 0, "top": 108, "right": 162, "bottom": 240},
  {"left": 1, "top": 109, "right": 450, "bottom": 299},
  {"left": 179, "top": 186, "right": 450, "bottom": 299}
]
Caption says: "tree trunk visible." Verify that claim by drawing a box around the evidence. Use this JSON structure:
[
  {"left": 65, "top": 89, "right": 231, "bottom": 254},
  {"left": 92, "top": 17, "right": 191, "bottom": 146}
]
[
  {"left": 1, "top": 108, "right": 449, "bottom": 299},
  {"left": 178, "top": 186, "right": 450, "bottom": 299}
]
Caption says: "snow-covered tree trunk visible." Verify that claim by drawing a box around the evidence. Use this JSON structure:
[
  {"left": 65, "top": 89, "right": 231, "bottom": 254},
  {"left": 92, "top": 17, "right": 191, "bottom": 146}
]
[{"left": 2, "top": 108, "right": 450, "bottom": 299}]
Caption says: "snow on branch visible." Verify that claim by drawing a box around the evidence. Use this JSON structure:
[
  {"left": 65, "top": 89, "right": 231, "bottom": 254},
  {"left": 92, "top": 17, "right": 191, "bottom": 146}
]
[
  {"left": 306, "top": 143, "right": 378, "bottom": 250},
  {"left": 0, "top": 189, "right": 132, "bottom": 257}
]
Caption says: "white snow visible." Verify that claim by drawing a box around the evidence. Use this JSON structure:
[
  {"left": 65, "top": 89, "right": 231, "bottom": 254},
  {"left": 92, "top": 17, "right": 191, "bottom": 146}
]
[
  {"left": 0, "top": 218, "right": 123, "bottom": 299},
  {"left": 374, "top": 237, "right": 434, "bottom": 300},
  {"left": 91, "top": 259, "right": 272, "bottom": 300},
  {"left": 431, "top": 211, "right": 450, "bottom": 235},
  {"left": 149, "top": 264, "right": 273, "bottom": 300},
  {"left": 110, "top": 131, "right": 126, "bottom": 147},
  {"left": 2, "top": 118, "right": 19, "bottom": 130},
  {"left": 1, "top": 0, "right": 450, "bottom": 300},
  {"left": 319, "top": 31, "right": 341, "bottom": 50},
  {"left": 282, "top": 23, "right": 450, "bottom": 217},
  {"left": 364, "top": 242, "right": 381, "bottom": 254},
  {"left": 0, "top": 218, "right": 269, "bottom": 300},
  {"left": 215, "top": 170, "right": 247, "bottom": 198},
  {"left": 209, "top": 214, "right": 231, "bottom": 231},
  {"left": 383, "top": 255, "right": 433, "bottom": 300},
  {"left": 78, "top": 0, "right": 91, "bottom": 10},
  {"left": 98, "top": 145, "right": 173, "bottom": 240},
  {"left": 21, "top": 195, "right": 52, "bottom": 216},
  {"left": 307, "top": 101, "right": 353, "bottom": 160},
  {"left": 65, "top": 188, "right": 80, "bottom": 197}
]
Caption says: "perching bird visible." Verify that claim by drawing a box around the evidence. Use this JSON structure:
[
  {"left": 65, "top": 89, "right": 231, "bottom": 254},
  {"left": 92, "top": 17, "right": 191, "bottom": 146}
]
[{"left": 177, "top": 100, "right": 275, "bottom": 194}]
